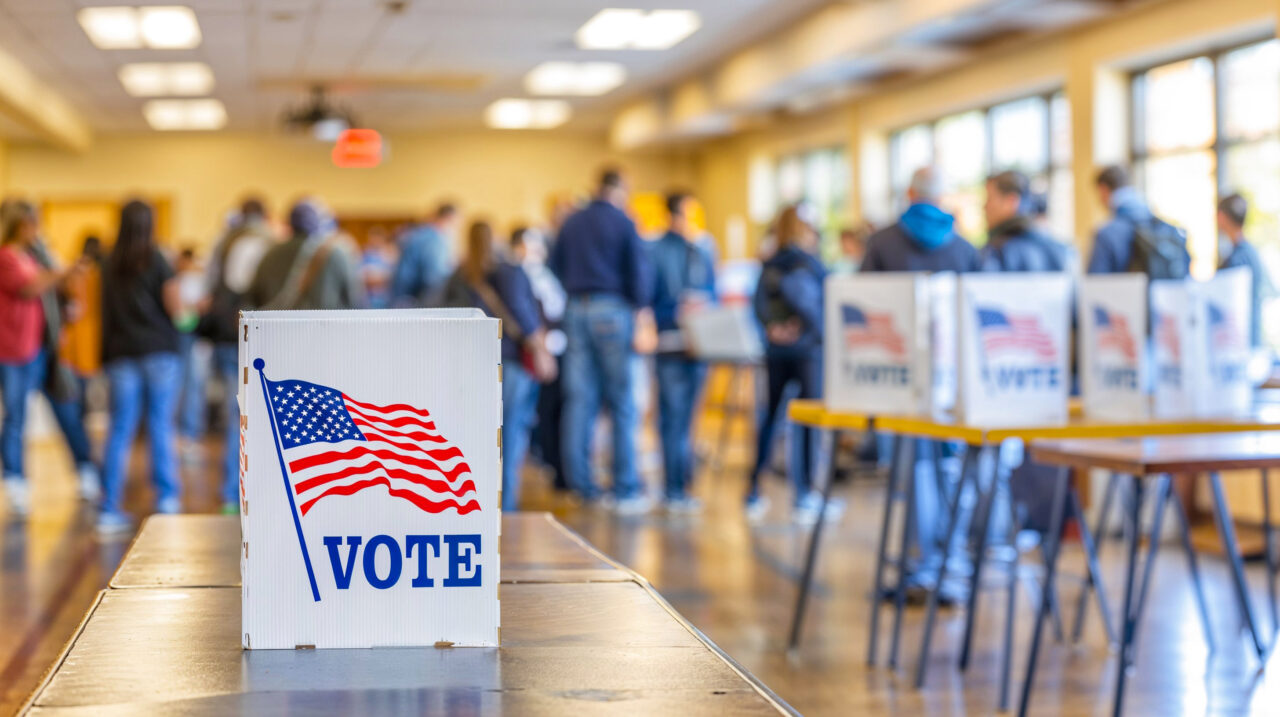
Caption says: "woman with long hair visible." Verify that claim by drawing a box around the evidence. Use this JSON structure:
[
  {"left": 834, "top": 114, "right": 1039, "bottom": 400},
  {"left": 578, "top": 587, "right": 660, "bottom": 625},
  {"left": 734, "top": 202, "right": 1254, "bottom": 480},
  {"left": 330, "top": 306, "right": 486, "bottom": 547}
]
[
  {"left": 747, "top": 204, "right": 831, "bottom": 524},
  {"left": 98, "top": 199, "right": 183, "bottom": 534},
  {"left": 442, "top": 220, "right": 555, "bottom": 510},
  {"left": 0, "top": 200, "right": 85, "bottom": 516}
]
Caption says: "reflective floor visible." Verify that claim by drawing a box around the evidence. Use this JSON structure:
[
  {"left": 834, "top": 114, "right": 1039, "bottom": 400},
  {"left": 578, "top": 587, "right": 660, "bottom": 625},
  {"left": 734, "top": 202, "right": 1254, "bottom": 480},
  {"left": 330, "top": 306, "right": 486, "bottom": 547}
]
[{"left": 4, "top": 407, "right": 1280, "bottom": 715}]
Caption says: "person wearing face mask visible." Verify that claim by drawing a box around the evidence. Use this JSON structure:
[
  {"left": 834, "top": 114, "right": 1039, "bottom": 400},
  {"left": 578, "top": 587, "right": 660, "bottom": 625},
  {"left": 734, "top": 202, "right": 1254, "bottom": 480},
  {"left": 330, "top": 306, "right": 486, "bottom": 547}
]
[{"left": 1217, "top": 193, "right": 1274, "bottom": 349}]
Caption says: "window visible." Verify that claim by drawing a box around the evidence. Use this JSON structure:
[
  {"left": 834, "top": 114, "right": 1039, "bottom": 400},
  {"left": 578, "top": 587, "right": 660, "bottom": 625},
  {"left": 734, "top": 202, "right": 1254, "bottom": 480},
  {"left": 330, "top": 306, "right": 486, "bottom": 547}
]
[
  {"left": 751, "top": 145, "right": 852, "bottom": 260},
  {"left": 887, "top": 92, "right": 1072, "bottom": 244},
  {"left": 1133, "top": 38, "right": 1280, "bottom": 350}
]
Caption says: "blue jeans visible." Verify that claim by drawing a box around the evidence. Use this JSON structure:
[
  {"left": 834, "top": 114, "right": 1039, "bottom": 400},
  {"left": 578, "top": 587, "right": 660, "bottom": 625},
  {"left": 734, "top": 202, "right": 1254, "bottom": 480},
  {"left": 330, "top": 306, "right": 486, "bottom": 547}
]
[
  {"left": 214, "top": 344, "right": 240, "bottom": 505},
  {"left": 560, "top": 296, "right": 641, "bottom": 500},
  {"left": 177, "top": 332, "right": 208, "bottom": 440},
  {"left": 102, "top": 353, "right": 182, "bottom": 513},
  {"left": 655, "top": 356, "right": 706, "bottom": 500},
  {"left": 30, "top": 349, "right": 94, "bottom": 470},
  {"left": 501, "top": 362, "right": 540, "bottom": 511},
  {"left": 750, "top": 351, "right": 822, "bottom": 505},
  {"left": 0, "top": 353, "right": 42, "bottom": 480}
]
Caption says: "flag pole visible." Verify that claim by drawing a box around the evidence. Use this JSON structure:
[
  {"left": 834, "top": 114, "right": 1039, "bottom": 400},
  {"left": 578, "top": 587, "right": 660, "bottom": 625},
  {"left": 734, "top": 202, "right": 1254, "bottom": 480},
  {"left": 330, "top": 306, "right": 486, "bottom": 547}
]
[{"left": 254, "top": 358, "right": 322, "bottom": 603}]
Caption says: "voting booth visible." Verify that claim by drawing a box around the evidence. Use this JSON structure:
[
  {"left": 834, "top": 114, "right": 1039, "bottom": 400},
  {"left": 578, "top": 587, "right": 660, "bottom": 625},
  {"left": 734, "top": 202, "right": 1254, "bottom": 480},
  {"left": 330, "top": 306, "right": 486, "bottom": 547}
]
[
  {"left": 1079, "top": 275, "right": 1148, "bottom": 420},
  {"left": 239, "top": 309, "right": 501, "bottom": 650},
  {"left": 682, "top": 305, "right": 764, "bottom": 362},
  {"left": 956, "top": 274, "right": 1071, "bottom": 426}
]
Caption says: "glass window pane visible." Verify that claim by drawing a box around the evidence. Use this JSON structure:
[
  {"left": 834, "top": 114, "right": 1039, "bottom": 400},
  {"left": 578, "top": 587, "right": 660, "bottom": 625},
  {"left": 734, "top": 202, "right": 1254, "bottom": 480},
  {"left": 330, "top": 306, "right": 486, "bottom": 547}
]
[
  {"left": 1222, "top": 40, "right": 1280, "bottom": 141},
  {"left": 1143, "top": 150, "right": 1218, "bottom": 278},
  {"left": 1225, "top": 138, "right": 1280, "bottom": 351},
  {"left": 935, "top": 111, "right": 988, "bottom": 243},
  {"left": 1142, "top": 57, "right": 1215, "bottom": 153},
  {"left": 803, "top": 149, "right": 833, "bottom": 211},
  {"left": 777, "top": 155, "right": 804, "bottom": 206},
  {"left": 1047, "top": 167, "right": 1075, "bottom": 244},
  {"left": 890, "top": 124, "right": 932, "bottom": 200},
  {"left": 991, "top": 96, "right": 1048, "bottom": 173},
  {"left": 1050, "top": 93, "right": 1072, "bottom": 166}
]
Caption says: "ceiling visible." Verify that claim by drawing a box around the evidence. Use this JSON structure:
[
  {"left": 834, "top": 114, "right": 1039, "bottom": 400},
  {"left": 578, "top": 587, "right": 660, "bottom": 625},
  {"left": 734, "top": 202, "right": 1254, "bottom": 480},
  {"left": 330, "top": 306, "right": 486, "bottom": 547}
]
[{"left": 0, "top": 0, "right": 830, "bottom": 135}]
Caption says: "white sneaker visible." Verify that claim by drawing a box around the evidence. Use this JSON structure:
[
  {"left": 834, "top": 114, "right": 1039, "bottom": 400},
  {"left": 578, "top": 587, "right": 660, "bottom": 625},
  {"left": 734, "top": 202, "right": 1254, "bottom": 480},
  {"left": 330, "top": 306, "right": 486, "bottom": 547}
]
[
  {"left": 156, "top": 496, "right": 183, "bottom": 515},
  {"left": 792, "top": 491, "right": 846, "bottom": 526},
  {"left": 3, "top": 478, "right": 29, "bottom": 516},
  {"left": 95, "top": 511, "right": 133, "bottom": 537},
  {"left": 613, "top": 495, "right": 653, "bottom": 516},
  {"left": 78, "top": 465, "right": 102, "bottom": 502},
  {"left": 744, "top": 495, "right": 770, "bottom": 523},
  {"left": 664, "top": 496, "right": 704, "bottom": 515}
]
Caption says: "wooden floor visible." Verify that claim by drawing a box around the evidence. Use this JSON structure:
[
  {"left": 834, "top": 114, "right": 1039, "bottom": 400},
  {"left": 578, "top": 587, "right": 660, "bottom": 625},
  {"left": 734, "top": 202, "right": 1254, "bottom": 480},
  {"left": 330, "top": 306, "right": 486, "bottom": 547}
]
[{"left": 4, "top": 415, "right": 1280, "bottom": 715}]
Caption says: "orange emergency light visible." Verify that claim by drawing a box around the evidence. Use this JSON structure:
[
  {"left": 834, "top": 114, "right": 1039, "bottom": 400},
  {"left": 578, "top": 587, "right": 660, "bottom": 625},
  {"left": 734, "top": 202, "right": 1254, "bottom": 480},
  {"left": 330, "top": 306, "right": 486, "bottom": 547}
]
[{"left": 332, "top": 129, "right": 383, "bottom": 168}]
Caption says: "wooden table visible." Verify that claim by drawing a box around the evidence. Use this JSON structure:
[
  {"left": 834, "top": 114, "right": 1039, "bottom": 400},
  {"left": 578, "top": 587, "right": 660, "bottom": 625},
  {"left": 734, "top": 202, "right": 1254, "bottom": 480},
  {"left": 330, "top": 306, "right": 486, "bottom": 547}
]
[
  {"left": 24, "top": 513, "right": 793, "bottom": 716},
  {"left": 1024, "top": 434, "right": 1280, "bottom": 717}
]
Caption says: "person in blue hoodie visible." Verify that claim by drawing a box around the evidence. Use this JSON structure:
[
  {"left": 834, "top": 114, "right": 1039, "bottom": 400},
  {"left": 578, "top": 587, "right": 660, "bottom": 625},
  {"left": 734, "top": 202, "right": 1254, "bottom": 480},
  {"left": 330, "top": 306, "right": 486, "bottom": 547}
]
[
  {"left": 649, "top": 193, "right": 717, "bottom": 512},
  {"left": 747, "top": 205, "right": 833, "bottom": 524},
  {"left": 862, "top": 167, "right": 980, "bottom": 273},
  {"left": 980, "top": 170, "right": 1069, "bottom": 272}
]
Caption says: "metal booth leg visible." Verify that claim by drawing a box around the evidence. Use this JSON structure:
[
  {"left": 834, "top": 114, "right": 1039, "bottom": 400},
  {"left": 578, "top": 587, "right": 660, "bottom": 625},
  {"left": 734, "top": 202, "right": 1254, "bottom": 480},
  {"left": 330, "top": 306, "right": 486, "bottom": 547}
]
[
  {"left": 1111, "top": 475, "right": 1144, "bottom": 717},
  {"left": 959, "top": 444, "right": 997, "bottom": 671},
  {"left": 888, "top": 437, "right": 919, "bottom": 669},
  {"left": 1070, "top": 485, "right": 1118, "bottom": 646},
  {"left": 1263, "top": 469, "right": 1278, "bottom": 633},
  {"left": 1015, "top": 465, "right": 1072, "bottom": 717},
  {"left": 998, "top": 475, "right": 1022, "bottom": 712},
  {"left": 1168, "top": 489, "right": 1215, "bottom": 654},
  {"left": 866, "top": 434, "right": 905, "bottom": 665},
  {"left": 1071, "top": 471, "right": 1119, "bottom": 644},
  {"left": 1128, "top": 475, "right": 1172, "bottom": 666},
  {"left": 788, "top": 428, "right": 839, "bottom": 651},
  {"left": 1209, "top": 471, "right": 1265, "bottom": 658}
]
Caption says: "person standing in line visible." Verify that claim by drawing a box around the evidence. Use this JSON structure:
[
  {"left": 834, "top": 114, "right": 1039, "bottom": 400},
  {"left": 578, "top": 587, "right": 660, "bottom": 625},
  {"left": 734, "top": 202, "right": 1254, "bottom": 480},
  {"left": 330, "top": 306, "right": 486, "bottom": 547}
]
[
  {"left": 549, "top": 168, "right": 653, "bottom": 514},
  {"left": 979, "top": 170, "right": 1069, "bottom": 272},
  {"left": 441, "top": 221, "right": 556, "bottom": 510},
  {"left": 649, "top": 192, "right": 717, "bottom": 513},
  {"left": 62, "top": 236, "right": 106, "bottom": 409},
  {"left": 831, "top": 222, "right": 873, "bottom": 275},
  {"left": 361, "top": 226, "right": 398, "bottom": 309},
  {"left": 1216, "top": 193, "right": 1275, "bottom": 349},
  {"left": 98, "top": 200, "right": 184, "bottom": 534},
  {"left": 747, "top": 205, "right": 830, "bottom": 524},
  {"left": 0, "top": 207, "right": 86, "bottom": 515},
  {"left": 248, "top": 200, "right": 365, "bottom": 312},
  {"left": 513, "top": 226, "right": 569, "bottom": 494},
  {"left": 392, "top": 202, "right": 459, "bottom": 307},
  {"left": 1087, "top": 165, "right": 1189, "bottom": 278},
  {"left": 200, "top": 198, "right": 275, "bottom": 514},
  {"left": 174, "top": 248, "right": 209, "bottom": 462}
]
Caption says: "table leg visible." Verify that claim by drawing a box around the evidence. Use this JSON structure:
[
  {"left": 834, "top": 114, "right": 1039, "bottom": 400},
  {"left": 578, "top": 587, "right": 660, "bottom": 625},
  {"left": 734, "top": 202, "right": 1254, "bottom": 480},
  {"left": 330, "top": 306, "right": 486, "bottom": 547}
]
[
  {"left": 913, "top": 446, "right": 976, "bottom": 688},
  {"left": 999, "top": 484, "right": 1020, "bottom": 712},
  {"left": 1070, "top": 486, "right": 1117, "bottom": 646},
  {"left": 1015, "top": 464, "right": 1071, "bottom": 717},
  {"left": 1038, "top": 540, "right": 1066, "bottom": 643},
  {"left": 787, "top": 428, "right": 839, "bottom": 652},
  {"left": 1263, "top": 469, "right": 1277, "bottom": 633},
  {"left": 1111, "top": 475, "right": 1143, "bottom": 717},
  {"left": 1209, "top": 471, "right": 1265, "bottom": 658},
  {"left": 866, "top": 434, "right": 905, "bottom": 666},
  {"left": 1072, "top": 472, "right": 1119, "bottom": 644},
  {"left": 888, "top": 437, "right": 919, "bottom": 669},
  {"left": 1128, "top": 475, "right": 1171, "bottom": 667},
  {"left": 959, "top": 445, "right": 996, "bottom": 671},
  {"left": 1169, "top": 490, "right": 1215, "bottom": 654}
]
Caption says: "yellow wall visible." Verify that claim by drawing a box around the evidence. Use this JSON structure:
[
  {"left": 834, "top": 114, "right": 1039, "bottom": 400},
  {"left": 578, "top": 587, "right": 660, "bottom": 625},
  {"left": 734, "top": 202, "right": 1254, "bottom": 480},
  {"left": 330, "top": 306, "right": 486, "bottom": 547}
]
[{"left": 6, "top": 130, "right": 692, "bottom": 250}]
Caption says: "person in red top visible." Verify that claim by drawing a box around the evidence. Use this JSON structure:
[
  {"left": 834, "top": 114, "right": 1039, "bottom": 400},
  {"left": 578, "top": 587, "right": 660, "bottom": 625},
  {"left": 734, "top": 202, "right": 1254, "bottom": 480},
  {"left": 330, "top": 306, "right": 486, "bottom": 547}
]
[{"left": 0, "top": 204, "right": 81, "bottom": 516}]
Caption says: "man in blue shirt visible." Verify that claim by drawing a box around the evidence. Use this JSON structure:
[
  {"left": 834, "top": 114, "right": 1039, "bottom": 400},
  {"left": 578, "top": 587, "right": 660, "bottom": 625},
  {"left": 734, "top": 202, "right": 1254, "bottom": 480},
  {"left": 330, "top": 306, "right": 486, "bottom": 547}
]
[
  {"left": 392, "top": 202, "right": 458, "bottom": 305},
  {"left": 980, "top": 170, "right": 1068, "bottom": 272},
  {"left": 549, "top": 168, "right": 653, "bottom": 514},
  {"left": 649, "top": 192, "right": 716, "bottom": 512},
  {"left": 1217, "top": 193, "right": 1275, "bottom": 348}
]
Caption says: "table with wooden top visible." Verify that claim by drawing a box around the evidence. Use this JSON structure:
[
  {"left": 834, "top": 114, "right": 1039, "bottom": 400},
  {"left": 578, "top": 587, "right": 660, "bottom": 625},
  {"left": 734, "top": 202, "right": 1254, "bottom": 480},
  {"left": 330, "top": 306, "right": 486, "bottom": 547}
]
[
  {"left": 22, "top": 512, "right": 795, "bottom": 716},
  {"left": 1023, "top": 434, "right": 1280, "bottom": 717},
  {"left": 786, "top": 399, "right": 1280, "bottom": 710}
]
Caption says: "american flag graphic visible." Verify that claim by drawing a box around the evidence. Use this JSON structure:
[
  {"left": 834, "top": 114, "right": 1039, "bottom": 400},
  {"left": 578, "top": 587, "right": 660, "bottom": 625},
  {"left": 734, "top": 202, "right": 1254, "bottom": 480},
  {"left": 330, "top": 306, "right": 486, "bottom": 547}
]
[
  {"left": 976, "top": 307, "right": 1056, "bottom": 360},
  {"left": 1154, "top": 312, "right": 1180, "bottom": 361},
  {"left": 842, "top": 304, "right": 906, "bottom": 358},
  {"left": 262, "top": 375, "right": 479, "bottom": 517},
  {"left": 1092, "top": 305, "right": 1137, "bottom": 361},
  {"left": 1208, "top": 302, "right": 1242, "bottom": 350}
]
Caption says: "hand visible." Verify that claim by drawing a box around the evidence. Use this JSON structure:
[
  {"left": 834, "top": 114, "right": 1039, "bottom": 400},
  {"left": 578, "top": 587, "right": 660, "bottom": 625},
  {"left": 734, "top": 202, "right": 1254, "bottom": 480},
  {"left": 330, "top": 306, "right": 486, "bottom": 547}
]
[{"left": 766, "top": 320, "right": 802, "bottom": 345}]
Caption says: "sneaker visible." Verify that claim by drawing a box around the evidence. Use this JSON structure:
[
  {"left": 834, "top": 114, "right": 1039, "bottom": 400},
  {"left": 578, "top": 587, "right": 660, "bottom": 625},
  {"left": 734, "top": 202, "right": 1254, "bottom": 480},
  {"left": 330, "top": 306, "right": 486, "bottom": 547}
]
[
  {"left": 95, "top": 510, "right": 133, "bottom": 537},
  {"left": 3, "top": 478, "right": 29, "bottom": 516},
  {"left": 77, "top": 465, "right": 102, "bottom": 502},
  {"left": 156, "top": 496, "right": 183, "bottom": 515},
  {"left": 613, "top": 494, "right": 653, "bottom": 516},
  {"left": 221, "top": 501, "right": 240, "bottom": 516},
  {"left": 664, "top": 496, "right": 703, "bottom": 515},
  {"left": 744, "top": 495, "right": 770, "bottom": 523},
  {"left": 179, "top": 440, "right": 205, "bottom": 466}
]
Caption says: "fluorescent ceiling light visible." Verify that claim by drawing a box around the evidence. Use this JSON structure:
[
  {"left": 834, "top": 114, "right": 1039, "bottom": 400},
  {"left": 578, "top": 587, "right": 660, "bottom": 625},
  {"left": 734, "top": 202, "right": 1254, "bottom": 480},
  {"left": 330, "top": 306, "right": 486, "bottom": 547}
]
[
  {"left": 119, "top": 63, "right": 214, "bottom": 96},
  {"left": 78, "top": 6, "right": 201, "bottom": 50},
  {"left": 525, "top": 62, "right": 626, "bottom": 96},
  {"left": 144, "top": 98, "right": 226, "bottom": 130},
  {"left": 576, "top": 8, "right": 700, "bottom": 50},
  {"left": 485, "top": 99, "right": 570, "bottom": 130}
]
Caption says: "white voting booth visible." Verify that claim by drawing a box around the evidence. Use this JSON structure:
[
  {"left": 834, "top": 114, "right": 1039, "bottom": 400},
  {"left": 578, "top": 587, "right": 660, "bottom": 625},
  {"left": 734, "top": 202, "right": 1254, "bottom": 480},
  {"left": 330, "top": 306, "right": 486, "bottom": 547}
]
[
  {"left": 1079, "top": 275, "right": 1148, "bottom": 420},
  {"left": 956, "top": 274, "right": 1071, "bottom": 426},
  {"left": 681, "top": 305, "right": 764, "bottom": 362},
  {"left": 823, "top": 273, "right": 956, "bottom": 415},
  {"left": 239, "top": 309, "right": 501, "bottom": 650}
]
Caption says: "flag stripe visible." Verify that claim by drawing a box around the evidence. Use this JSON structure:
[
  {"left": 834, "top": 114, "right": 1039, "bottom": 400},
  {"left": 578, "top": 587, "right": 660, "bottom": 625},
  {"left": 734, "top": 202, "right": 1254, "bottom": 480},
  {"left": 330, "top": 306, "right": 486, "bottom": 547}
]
[
  {"left": 347, "top": 405, "right": 440, "bottom": 432},
  {"left": 288, "top": 443, "right": 470, "bottom": 480},
  {"left": 293, "top": 460, "right": 478, "bottom": 497},
  {"left": 352, "top": 417, "right": 448, "bottom": 444},
  {"left": 298, "top": 475, "right": 481, "bottom": 516},
  {"left": 343, "top": 395, "right": 435, "bottom": 421}
]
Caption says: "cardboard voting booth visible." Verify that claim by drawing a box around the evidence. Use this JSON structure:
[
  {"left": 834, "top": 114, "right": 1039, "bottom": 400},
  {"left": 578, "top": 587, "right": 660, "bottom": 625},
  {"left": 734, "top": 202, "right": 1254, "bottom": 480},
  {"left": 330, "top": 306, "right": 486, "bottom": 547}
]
[
  {"left": 239, "top": 309, "right": 501, "bottom": 650},
  {"left": 957, "top": 274, "right": 1071, "bottom": 426},
  {"left": 682, "top": 305, "right": 764, "bottom": 362},
  {"left": 1150, "top": 279, "right": 1201, "bottom": 418},
  {"left": 824, "top": 273, "right": 946, "bottom": 415},
  {"left": 928, "top": 273, "right": 958, "bottom": 414},
  {"left": 1199, "top": 267, "right": 1253, "bottom": 416},
  {"left": 1079, "top": 275, "right": 1148, "bottom": 420}
]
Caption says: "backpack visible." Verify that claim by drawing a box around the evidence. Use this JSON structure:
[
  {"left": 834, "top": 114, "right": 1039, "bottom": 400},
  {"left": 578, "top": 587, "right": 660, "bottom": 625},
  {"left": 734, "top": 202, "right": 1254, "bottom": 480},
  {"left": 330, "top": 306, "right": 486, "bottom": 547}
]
[
  {"left": 758, "top": 259, "right": 814, "bottom": 326},
  {"left": 1126, "top": 216, "right": 1190, "bottom": 280},
  {"left": 195, "top": 226, "right": 254, "bottom": 343}
]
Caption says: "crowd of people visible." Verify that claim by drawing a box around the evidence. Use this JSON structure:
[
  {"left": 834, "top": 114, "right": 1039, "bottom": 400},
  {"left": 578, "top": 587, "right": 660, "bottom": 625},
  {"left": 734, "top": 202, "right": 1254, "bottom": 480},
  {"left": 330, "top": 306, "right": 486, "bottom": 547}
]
[{"left": 0, "top": 160, "right": 1273, "bottom": 534}]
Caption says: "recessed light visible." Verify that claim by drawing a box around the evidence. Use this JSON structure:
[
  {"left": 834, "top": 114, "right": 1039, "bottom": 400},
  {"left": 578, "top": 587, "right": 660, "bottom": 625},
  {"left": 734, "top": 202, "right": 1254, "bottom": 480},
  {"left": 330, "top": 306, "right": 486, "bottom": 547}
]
[
  {"left": 525, "top": 62, "right": 626, "bottom": 96},
  {"left": 484, "top": 99, "right": 570, "bottom": 130},
  {"left": 78, "top": 6, "right": 201, "bottom": 50},
  {"left": 119, "top": 63, "right": 214, "bottom": 96},
  {"left": 576, "top": 8, "right": 700, "bottom": 50},
  {"left": 144, "top": 98, "right": 226, "bottom": 130}
]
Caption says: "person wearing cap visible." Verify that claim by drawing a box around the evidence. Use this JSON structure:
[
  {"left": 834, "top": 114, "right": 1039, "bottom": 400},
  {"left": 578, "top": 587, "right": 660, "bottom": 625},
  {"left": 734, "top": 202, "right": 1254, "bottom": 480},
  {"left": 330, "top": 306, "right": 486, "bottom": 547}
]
[
  {"left": 980, "top": 170, "right": 1069, "bottom": 272},
  {"left": 247, "top": 199, "right": 364, "bottom": 311},
  {"left": 1217, "top": 193, "right": 1274, "bottom": 348}
]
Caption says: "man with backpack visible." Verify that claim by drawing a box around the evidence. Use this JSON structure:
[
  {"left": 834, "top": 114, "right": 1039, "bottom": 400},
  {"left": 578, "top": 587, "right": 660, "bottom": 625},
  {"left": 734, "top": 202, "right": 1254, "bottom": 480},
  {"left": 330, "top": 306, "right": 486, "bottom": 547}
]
[
  {"left": 1087, "top": 165, "right": 1190, "bottom": 278},
  {"left": 200, "top": 198, "right": 276, "bottom": 514}
]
